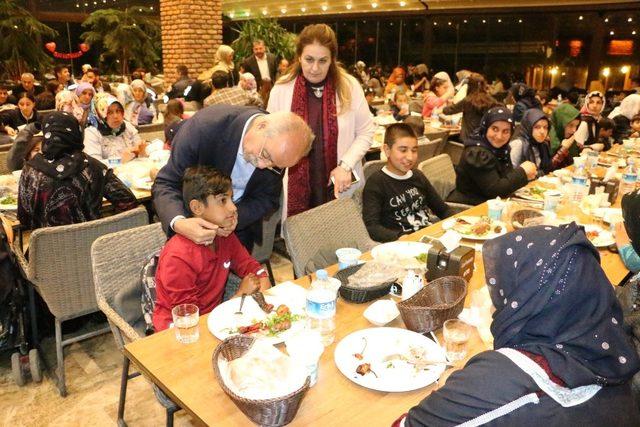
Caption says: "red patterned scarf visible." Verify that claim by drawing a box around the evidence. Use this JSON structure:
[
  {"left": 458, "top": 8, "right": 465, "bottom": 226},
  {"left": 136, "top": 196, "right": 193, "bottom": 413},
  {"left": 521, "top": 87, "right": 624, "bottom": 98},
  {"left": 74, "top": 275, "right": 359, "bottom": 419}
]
[{"left": 287, "top": 74, "right": 339, "bottom": 216}]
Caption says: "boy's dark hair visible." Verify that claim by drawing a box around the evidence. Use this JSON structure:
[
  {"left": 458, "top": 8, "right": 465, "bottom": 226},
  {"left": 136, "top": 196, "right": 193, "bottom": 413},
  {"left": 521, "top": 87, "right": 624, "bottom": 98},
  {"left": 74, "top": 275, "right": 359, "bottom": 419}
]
[
  {"left": 45, "top": 80, "right": 59, "bottom": 94},
  {"left": 211, "top": 71, "right": 229, "bottom": 89},
  {"left": 384, "top": 122, "right": 417, "bottom": 147},
  {"left": 182, "top": 166, "right": 232, "bottom": 212},
  {"left": 403, "top": 116, "right": 425, "bottom": 137},
  {"left": 53, "top": 64, "right": 69, "bottom": 77},
  {"left": 598, "top": 117, "right": 615, "bottom": 130},
  {"left": 176, "top": 65, "right": 189, "bottom": 77},
  {"left": 0, "top": 84, "right": 8, "bottom": 91}
]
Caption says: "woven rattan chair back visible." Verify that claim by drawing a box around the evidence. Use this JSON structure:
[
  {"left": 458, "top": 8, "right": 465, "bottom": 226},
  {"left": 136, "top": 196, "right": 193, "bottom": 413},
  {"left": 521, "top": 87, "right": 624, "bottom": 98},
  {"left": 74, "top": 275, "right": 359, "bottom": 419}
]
[
  {"left": 92, "top": 222, "right": 166, "bottom": 348},
  {"left": 282, "top": 197, "right": 376, "bottom": 277},
  {"left": 419, "top": 154, "right": 457, "bottom": 200},
  {"left": 25, "top": 206, "right": 148, "bottom": 320}
]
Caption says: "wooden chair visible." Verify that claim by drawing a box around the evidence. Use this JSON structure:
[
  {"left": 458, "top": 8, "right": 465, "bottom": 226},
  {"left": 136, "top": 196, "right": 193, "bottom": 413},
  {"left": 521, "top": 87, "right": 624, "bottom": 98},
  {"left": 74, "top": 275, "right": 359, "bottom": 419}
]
[
  {"left": 92, "top": 222, "right": 179, "bottom": 426},
  {"left": 13, "top": 206, "right": 148, "bottom": 396},
  {"left": 283, "top": 198, "right": 377, "bottom": 278}
]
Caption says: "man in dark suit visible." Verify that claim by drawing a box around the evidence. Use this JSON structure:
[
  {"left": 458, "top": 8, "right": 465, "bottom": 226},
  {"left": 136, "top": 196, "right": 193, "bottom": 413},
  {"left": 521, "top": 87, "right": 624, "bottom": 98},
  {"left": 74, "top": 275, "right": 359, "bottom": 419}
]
[
  {"left": 153, "top": 105, "right": 313, "bottom": 250},
  {"left": 241, "top": 40, "right": 278, "bottom": 90}
]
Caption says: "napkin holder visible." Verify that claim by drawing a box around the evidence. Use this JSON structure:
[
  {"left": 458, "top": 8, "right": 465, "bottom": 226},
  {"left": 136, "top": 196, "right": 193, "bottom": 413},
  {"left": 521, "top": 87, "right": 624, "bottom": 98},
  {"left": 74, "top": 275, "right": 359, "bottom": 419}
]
[
  {"left": 589, "top": 177, "right": 619, "bottom": 204},
  {"left": 426, "top": 241, "right": 475, "bottom": 282}
]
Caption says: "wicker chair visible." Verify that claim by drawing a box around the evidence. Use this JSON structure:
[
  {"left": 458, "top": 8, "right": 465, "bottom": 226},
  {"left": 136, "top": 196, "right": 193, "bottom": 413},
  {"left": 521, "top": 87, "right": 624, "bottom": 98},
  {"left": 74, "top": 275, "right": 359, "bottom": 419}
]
[
  {"left": 442, "top": 140, "right": 464, "bottom": 166},
  {"left": 363, "top": 159, "right": 385, "bottom": 181},
  {"left": 419, "top": 154, "right": 473, "bottom": 213},
  {"left": 282, "top": 197, "right": 377, "bottom": 277},
  {"left": 92, "top": 222, "right": 179, "bottom": 427},
  {"left": 417, "top": 138, "right": 441, "bottom": 164},
  {"left": 13, "top": 206, "right": 148, "bottom": 396},
  {"left": 0, "top": 149, "right": 9, "bottom": 175}
]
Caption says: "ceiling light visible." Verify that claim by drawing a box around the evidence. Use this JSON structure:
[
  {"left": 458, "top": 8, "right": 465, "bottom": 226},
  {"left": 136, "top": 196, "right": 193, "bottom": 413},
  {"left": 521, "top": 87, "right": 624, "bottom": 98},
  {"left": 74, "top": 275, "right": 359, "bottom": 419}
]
[
  {"left": 602, "top": 67, "right": 611, "bottom": 77},
  {"left": 301, "top": 7, "right": 306, "bottom": 12},
  {"left": 578, "top": 15, "right": 583, "bottom": 20},
  {"left": 371, "top": 2, "right": 378, "bottom": 8},
  {"left": 399, "top": 0, "right": 406, "bottom": 6},
  {"left": 621, "top": 65, "right": 630, "bottom": 73},
  {"left": 628, "top": 18, "right": 633, "bottom": 23},
  {"left": 482, "top": 19, "right": 486, "bottom": 24},
  {"left": 633, "top": 30, "right": 637, "bottom": 35},
  {"left": 518, "top": 19, "right": 523, "bottom": 23},
  {"left": 262, "top": 9, "right": 268, "bottom": 15},
  {"left": 321, "top": 4, "right": 328, "bottom": 10},
  {"left": 448, "top": 22, "right": 452, "bottom": 26},
  {"left": 433, "top": 21, "right": 437, "bottom": 26},
  {"left": 610, "top": 30, "right": 615, "bottom": 35},
  {"left": 346, "top": 3, "right": 352, "bottom": 9},
  {"left": 604, "top": 18, "right": 609, "bottom": 22},
  {"left": 463, "top": 19, "right": 468, "bottom": 24},
  {"left": 498, "top": 19, "right": 502, "bottom": 23},
  {"left": 280, "top": 8, "right": 286, "bottom": 13},
  {"left": 550, "top": 68, "right": 558, "bottom": 75}
]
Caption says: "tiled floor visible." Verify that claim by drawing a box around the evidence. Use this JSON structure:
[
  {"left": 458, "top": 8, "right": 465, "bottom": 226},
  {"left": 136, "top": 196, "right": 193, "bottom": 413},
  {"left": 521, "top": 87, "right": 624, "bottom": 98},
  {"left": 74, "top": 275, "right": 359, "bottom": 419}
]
[{"left": 0, "top": 252, "right": 295, "bottom": 426}]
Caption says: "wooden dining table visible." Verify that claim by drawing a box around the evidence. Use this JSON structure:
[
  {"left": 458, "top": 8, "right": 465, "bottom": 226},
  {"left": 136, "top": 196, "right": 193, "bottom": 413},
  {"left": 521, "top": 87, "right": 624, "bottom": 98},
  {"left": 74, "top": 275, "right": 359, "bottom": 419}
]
[{"left": 124, "top": 174, "right": 629, "bottom": 426}]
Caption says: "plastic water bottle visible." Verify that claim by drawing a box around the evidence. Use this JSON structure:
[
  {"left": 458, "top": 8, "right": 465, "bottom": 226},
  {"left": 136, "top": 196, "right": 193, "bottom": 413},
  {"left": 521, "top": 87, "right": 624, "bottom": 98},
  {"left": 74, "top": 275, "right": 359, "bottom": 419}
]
[
  {"left": 620, "top": 159, "right": 638, "bottom": 196},
  {"left": 431, "top": 109, "right": 440, "bottom": 125},
  {"left": 306, "top": 270, "right": 337, "bottom": 346},
  {"left": 570, "top": 165, "right": 589, "bottom": 202}
]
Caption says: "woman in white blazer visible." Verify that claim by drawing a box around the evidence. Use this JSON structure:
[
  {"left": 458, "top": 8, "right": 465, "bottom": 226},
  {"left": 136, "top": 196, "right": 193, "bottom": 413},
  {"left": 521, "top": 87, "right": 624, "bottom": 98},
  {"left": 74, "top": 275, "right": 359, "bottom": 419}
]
[{"left": 267, "top": 23, "right": 374, "bottom": 218}]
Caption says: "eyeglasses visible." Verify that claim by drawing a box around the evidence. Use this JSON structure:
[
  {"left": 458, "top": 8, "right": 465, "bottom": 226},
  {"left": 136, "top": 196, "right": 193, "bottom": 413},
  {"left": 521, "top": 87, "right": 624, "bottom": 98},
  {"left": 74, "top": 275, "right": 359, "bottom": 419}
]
[{"left": 257, "top": 138, "right": 284, "bottom": 176}]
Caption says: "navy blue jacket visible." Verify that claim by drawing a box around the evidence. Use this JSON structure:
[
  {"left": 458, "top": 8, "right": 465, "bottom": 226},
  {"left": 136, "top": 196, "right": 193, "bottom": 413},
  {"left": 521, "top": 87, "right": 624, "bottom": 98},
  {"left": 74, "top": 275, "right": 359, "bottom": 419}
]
[{"left": 152, "top": 105, "right": 282, "bottom": 249}]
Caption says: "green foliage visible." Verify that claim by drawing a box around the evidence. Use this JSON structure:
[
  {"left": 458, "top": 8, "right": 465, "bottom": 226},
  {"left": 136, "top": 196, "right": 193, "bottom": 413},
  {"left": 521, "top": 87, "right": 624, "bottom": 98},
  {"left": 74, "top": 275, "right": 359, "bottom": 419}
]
[
  {"left": 81, "top": 7, "right": 161, "bottom": 76},
  {"left": 0, "top": 0, "right": 57, "bottom": 80},
  {"left": 230, "top": 18, "right": 296, "bottom": 63}
]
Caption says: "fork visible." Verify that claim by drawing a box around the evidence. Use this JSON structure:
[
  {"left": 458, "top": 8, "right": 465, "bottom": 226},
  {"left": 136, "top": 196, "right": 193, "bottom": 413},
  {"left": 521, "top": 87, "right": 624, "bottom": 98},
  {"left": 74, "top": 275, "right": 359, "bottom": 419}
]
[{"left": 234, "top": 293, "right": 247, "bottom": 315}]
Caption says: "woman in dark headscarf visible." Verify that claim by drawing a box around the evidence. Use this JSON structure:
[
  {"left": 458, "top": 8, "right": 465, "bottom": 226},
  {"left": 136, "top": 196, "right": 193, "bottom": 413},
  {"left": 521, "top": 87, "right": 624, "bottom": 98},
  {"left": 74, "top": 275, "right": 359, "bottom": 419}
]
[
  {"left": 397, "top": 224, "right": 640, "bottom": 426},
  {"left": 615, "top": 190, "right": 640, "bottom": 273},
  {"left": 510, "top": 108, "right": 552, "bottom": 177},
  {"left": 448, "top": 106, "right": 537, "bottom": 205},
  {"left": 17, "top": 111, "right": 138, "bottom": 230},
  {"left": 510, "top": 83, "right": 542, "bottom": 123}
]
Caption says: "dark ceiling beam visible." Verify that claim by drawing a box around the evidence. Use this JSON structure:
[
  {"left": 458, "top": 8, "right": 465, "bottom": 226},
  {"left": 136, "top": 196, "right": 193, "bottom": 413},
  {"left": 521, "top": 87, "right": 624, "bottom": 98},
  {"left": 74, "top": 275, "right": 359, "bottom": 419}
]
[{"left": 32, "top": 11, "right": 89, "bottom": 23}]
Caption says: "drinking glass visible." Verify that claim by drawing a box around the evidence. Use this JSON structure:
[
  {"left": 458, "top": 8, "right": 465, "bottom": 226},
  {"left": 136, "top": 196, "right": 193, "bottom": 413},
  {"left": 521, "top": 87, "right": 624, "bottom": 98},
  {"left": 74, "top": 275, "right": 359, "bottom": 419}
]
[
  {"left": 172, "top": 303, "right": 200, "bottom": 344},
  {"left": 443, "top": 319, "right": 472, "bottom": 362}
]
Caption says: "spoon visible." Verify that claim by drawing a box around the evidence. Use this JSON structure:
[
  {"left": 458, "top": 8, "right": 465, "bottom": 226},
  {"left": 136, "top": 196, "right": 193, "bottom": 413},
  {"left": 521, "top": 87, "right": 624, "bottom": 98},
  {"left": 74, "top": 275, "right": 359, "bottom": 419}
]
[{"left": 234, "top": 293, "right": 247, "bottom": 315}]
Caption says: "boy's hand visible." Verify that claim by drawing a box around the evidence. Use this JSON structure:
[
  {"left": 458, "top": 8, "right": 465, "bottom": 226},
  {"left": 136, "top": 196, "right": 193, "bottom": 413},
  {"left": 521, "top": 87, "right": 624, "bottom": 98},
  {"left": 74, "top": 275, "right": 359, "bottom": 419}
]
[
  {"left": 237, "top": 273, "right": 261, "bottom": 296},
  {"left": 174, "top": 217, "right": 218, "bottom": 245}
]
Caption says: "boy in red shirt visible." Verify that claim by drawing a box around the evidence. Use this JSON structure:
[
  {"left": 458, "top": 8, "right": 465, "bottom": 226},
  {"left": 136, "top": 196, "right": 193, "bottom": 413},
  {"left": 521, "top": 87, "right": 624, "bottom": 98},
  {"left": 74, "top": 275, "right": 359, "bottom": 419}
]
[{"left": 152, "top": 166, "right": 271, "bottom": 331}]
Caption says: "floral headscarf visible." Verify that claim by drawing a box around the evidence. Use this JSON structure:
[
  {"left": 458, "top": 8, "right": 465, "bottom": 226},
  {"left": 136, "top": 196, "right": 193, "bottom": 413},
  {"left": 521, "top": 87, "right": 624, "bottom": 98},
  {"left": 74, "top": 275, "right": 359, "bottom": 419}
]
[{"left": 55, "top": 90, "right": 84, "bottom": 123}]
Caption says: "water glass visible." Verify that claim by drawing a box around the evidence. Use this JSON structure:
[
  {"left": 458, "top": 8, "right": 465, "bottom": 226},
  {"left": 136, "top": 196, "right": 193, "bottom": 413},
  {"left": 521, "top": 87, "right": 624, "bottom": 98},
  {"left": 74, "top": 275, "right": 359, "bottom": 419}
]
[
  {"left": 487, "top": 198, "right": 505, "bottom": 221},
  {"left": 443, "top": 319, "right": 472, "bottom": 362},
  {"left": 172, "top": 303, "right": 200, "bottom": 344},
  {"left": 543, "top": 191, "right": 562, "bottom": 212}
]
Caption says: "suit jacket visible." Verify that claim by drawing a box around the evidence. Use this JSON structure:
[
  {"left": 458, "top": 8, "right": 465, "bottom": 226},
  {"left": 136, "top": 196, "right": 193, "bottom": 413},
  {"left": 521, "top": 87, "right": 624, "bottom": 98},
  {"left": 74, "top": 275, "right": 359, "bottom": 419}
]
[
  {"left": 242, "top": 53, "right": 277, "bottom": 88},
  {"left": 152, "top": 105, "right": 282, "bottom": 248}
]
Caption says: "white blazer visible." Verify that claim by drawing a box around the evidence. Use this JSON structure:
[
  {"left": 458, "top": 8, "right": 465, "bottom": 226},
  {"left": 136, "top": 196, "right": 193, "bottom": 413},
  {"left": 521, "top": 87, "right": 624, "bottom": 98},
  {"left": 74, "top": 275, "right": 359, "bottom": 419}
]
[{"left": 267, "top": 73, "right": 374, "bottom": 218}]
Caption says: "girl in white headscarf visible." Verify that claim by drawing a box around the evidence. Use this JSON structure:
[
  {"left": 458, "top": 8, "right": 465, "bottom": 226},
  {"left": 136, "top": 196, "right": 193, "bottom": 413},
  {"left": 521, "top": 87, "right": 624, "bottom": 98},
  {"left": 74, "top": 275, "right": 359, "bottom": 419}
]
[
  {"left": 575, "top": 91, "right": 606, "bottom": 151},
  {"left": 609, "top": 94, "right": 640, "bottom": 143},
  {"left": 123, "top": 79, "right": 156, "bottom": 126}
]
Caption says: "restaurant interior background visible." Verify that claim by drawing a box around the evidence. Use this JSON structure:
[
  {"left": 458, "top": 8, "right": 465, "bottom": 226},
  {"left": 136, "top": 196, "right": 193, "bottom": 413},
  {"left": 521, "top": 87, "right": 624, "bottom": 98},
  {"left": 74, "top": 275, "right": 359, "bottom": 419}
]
[{"left": 22, "top": 0, "right": 640, "bottom": 91}]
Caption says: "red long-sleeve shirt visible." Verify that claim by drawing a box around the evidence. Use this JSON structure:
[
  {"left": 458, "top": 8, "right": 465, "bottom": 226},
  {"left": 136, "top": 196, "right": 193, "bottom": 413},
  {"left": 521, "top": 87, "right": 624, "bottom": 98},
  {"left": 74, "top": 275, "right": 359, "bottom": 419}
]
[{"left": 152, "top": 233, "right": 267, "bottom": 331}]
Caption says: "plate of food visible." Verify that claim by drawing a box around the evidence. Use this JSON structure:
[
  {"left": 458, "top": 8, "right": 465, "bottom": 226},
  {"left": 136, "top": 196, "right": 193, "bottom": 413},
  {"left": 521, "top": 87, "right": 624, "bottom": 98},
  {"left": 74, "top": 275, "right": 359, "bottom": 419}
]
[
  {"left": 583, "top": 224, "right": 615, "bottom": 248},
  {"left": 0, "top": 194, "right": 18, "bottom": 210},
  {"left": 207, "top": 295, "right": 305, "bottom": 345},
  {"left": 370, "top": 241, "right": 431, "bottom": 269},
  {"left": 514, "top": 185, "right": 548, "bottom": 202},
  {"left": 452, "top": 216, "right": 507, "bottom": 241},
  {"left": 334, "top": 327, "right": 447, "bottom": 392}
]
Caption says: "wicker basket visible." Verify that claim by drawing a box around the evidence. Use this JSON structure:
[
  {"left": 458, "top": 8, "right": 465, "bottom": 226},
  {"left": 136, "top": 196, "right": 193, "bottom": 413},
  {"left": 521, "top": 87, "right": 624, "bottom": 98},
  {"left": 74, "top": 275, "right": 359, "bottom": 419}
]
[
  {"left": 212, "top": 335, "right": 310, "bottom": 426},
  {"left": 397, "top": 276, "right": 467, "bottom": 333},
  {"left": 334, "top": 263, "right": 397, "bottom": 303}
]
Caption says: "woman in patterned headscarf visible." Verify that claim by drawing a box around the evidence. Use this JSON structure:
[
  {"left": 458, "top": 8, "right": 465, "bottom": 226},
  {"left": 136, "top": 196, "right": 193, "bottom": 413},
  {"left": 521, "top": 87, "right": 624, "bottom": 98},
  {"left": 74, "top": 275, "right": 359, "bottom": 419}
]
[
  {"left": 83, "top": 93, "right": 145, "bottom": 161},
  {"left": 17, "top": 111, "right": 138, "bottom": 230},
  {"left": 123, "top": 79, "right": 156, "bottom": 126},
  {"left": 397, "top": 224, "right": 640, "bottom": 426}
]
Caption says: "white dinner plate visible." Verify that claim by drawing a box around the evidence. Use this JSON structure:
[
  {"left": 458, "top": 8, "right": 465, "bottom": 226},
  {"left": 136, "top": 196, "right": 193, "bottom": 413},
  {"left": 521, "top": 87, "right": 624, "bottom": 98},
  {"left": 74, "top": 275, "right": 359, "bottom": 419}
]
[
  {"left": 207, "top": 295, "right": 306, "bottom": 345},
  {"left": 513, "top": 186, "right": 548, "bottom": 202},
  {"left": 0, "top": 195, "right": 18, "bottom": 211},
  {"left": 583, "top": 224, "right": 615, "bottom": 248},
  {"left": 370, "top": 241, "right": 431, "bottom": 269},
  {"left": 452, "top": 216, "right": 507, "bottom": 241},
  {"left": 334, "top": 327, "right": 447, "bottom": 392}
]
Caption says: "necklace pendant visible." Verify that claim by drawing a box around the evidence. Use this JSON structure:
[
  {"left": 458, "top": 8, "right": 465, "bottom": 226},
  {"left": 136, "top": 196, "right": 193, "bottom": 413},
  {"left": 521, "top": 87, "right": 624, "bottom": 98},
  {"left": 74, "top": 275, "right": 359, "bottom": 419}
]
[{"left": 312, "top": 86, "right": 324, "bottom": 98}]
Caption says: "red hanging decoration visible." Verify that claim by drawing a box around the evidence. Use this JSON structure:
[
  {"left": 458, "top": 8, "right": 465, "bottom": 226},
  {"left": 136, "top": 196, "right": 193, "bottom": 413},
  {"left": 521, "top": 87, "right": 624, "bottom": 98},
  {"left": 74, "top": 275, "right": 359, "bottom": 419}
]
[{"left": 44, "top": 42, "right": 90, "bottom": 60}]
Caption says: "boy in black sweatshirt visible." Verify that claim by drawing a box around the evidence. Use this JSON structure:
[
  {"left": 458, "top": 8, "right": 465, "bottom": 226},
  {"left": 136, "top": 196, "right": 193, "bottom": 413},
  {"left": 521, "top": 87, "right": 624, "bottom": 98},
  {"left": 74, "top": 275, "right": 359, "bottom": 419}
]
[{"left": 362, "top": 123, "right": 453, "bottom": 242}]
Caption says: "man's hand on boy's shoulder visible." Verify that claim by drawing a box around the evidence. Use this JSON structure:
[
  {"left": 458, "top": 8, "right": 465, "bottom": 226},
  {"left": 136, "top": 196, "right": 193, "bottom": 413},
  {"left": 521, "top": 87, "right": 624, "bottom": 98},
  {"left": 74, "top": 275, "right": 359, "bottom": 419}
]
[{"left": 173, "top": 217, "right": 219, "bottom": 245}]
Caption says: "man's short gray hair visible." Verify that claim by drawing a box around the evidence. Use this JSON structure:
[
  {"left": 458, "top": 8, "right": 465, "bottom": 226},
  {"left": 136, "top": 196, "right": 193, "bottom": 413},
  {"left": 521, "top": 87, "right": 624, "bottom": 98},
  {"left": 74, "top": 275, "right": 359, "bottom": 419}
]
[
  {"left": 263, "top": 112, "right": 314, "bottom": 155},
  {"left": 21, "top": 73, "right": 34, "bottom": 80}
]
